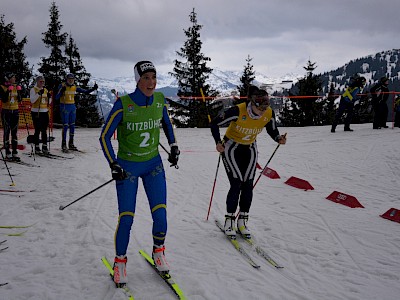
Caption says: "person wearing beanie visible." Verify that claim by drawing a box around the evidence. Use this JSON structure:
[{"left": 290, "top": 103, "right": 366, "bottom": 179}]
[
  {"left": 29, "top": 75, "right": 52, "bottom": 154},
  {"left": 370, "top": 76, "right": 389, "bottom": 129},
  {"left": 99, "top": 60, "right": 179, "bottom": 287},
  {"left": 0, "top": 72, "right": 23, "bottom": 161},
  {"left": 55, "top": 73, "right": 98, "bottom": 152},
  {"left": 210, "top": 84, "right": 286, "bottom": 239}
]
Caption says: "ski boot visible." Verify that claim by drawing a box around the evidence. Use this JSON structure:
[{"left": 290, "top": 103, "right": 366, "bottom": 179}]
[
  {"left": 224, "top": 213, "right": 236, "bottom": 239},
  {"left": 35, "top": 145, "right": 42, "bottom": 154},
  {"left": 12, "top": 151, "right": 21, "bottom": 162},
  {"left": 42, "top": 144, "right": 49, "bottom": 155},
  {"left": 68, "top": 137, "right": 78, "bottom": 151},
  {"left": 62, "top": 140, "right": 68, "bottom": 153},
  {"left": 344, "top": 126, "right": 354, "bottom": 132},
  {"left": 152, "top": 245, "right": 169, "bottom": 274},
  {"left": 113, "top": 255, "right": 127, "bottom": 288},
  {"left": 5, "top": 152, "right": 12, "bottom": 161},
  {"left": 237, "top": 212, "right": 251, "bottom": 239}
]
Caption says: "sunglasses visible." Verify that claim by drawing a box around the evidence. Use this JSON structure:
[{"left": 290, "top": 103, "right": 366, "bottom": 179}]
[{"left": 252, "top": 95, "right": 270, "bottom": 111}]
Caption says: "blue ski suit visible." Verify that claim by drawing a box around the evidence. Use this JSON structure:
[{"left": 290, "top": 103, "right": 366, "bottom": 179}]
[{"left": 100, "top": 88, "right": 177, "bottom": 256}]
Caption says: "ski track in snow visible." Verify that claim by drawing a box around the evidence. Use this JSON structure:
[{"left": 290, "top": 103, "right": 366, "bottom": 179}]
[{"left": 1, "top": 124, "right": 400, "bottom": 300}]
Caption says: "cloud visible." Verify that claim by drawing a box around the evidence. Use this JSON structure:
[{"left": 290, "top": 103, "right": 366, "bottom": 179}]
[{"left": 2, "top": 0, "right": 400, "bottom": 78}]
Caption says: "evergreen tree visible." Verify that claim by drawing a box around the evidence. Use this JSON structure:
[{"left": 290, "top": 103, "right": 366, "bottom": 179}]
[
  {"left": 0, "top": 15, "right": 32, "bottom": 92},
  {"left": 65, "top": 34, "right": 91, "bottom": 87},
  {"left": 324, "top": 83, "right": 337, "bottom": 125},
  {"left": 236, "top": 55, "right": 255, "bottom": 104},
  {"left": 65, "top": 34, "right": 102, "bottom": 127},
  {"left": 169, "top": 8, "right": 218, "bottom": 128},
  {"left": 38, "top": 1, "right": 68, "bottom": 124},
  {"left": 280, "top": 60, "right": 323, "bottom": 126}
]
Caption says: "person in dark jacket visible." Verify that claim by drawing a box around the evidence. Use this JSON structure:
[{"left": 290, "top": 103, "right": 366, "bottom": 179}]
[
  {"left": 370, "top": 76, "right": 389, "bottom": 129},
  {"left": 331, "top": 76, "right": 366, "bottom": 132}
]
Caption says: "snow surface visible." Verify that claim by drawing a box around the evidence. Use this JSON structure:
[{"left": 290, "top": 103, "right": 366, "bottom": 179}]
[{"left": 1, "top": 123, "right": 400, "bottom": 300}]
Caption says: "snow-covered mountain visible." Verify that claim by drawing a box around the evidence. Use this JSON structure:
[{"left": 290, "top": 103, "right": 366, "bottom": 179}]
[
  {"left": 91, "top": 68, "right": 301, "bottom": 118},
  {"left": 91, "top": 48, "right": 400, "bottom": 119}
]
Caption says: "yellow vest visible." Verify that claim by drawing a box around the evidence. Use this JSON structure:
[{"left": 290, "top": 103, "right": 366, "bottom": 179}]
[
  {"left": 60, "top": 85, "right": 77, "bottom": 104},
  {"left": 31, "top": 87, "right": 50, "bottom": 110},
  {"left": 225, "top": 102, "right": 272, "bottom": 145},
  {"left": 1, "top": 84, "right": 19, "bottom": 110}
]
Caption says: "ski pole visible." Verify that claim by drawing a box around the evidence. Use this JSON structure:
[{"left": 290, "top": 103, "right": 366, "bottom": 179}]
[
  {"left": 253, "top": 133, "right": 287, "bottom": 188},
  {"left": 48, "top": 90, "right": 54, "bottom": 153},
  {"left": 159, "top": 142, "right": 179, "bottom": 169},
  {"left": 96, "top": 85, "right": 105, "bottom": 123},
  {"left": 0, "top": 148, "right": 16, "bottom": 186},
  {"left": 206, "top": 154, "right": 221, "bottom": 221},
  {"left": 20, "top": 101, "right": 35, "bottom": 159},
  {"left": 59, "top": 179, "right": 114, "bottom": 210},
  {"left": 111, "top": 89, "right": 118, "bottom": 140}
]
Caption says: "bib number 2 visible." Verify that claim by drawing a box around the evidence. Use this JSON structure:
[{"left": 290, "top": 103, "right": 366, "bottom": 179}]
[{"left": 139, "top": 132, "right": 153, "bottom": 147}]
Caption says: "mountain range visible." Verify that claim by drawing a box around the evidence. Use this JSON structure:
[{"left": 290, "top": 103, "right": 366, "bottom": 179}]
[{"left": 92, "top": 49, "right": 400, "bottom": 118}]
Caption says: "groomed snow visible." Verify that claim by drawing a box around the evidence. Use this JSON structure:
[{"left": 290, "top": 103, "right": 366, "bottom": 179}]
[{"left": 1, "top": 123, "right": 399, "bottom": 300}]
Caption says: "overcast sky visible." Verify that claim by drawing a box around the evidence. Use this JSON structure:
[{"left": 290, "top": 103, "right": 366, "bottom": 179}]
[{"left": 2, "top": 0, "right": 400, "bottom": 80}]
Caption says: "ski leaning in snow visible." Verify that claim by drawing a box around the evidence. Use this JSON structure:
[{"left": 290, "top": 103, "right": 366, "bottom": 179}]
[
  {"left": 0, "top": 240, "right": 7, "bottom": 252},
  {"left": 101, "top": 256, "right": 135, "bottom": 300},
  {"left": 25, "top": 152, "right": 73, "bottom": 160},
  {"left": 215, "top": 219, "right": 261, "bottom": 269},
  {"left": 139, "top": 250, "right": 187, "bottom": 300},
  {"left": 63, "top": 148, "right": 85, "bottom": 154},
  {"left": 237, "top": 232, "right": 283, "bottom": 269},
  {"left": 0, "top": 189, "right": 36, "bottom": 193},
  {"left": 1, "top": 159, "right": 39, "bottom": 168},
  {"left": 0, "top": 223, "right": 36, "bottom": 229},
  {"left": 1, "top": 230, "right": 27, "bottom": 237},
  {"left": 36, "top": 152, "right": 72, "bottom": 160}
]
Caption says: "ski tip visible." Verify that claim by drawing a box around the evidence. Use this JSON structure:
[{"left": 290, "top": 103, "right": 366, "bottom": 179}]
[{"left": 59, "top": 205, "right": 64, "bottom": 211}]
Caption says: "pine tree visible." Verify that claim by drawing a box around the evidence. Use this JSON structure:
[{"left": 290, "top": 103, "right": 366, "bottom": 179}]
[
  {"left": 65, "top": 34, "right": 91, "bottom": 87},
  {"left": 237, "top": 55, "right": 256, "bottom": 103},
  {"left": 280, "top": 60, "right": 323, "bottom": 126},
  {"left": 324, "top": 83, "right": 337, "bottom": 125},
  {"left": 65, "top": 34, "right": 102, "bottom": 127},
  {"left": 169, "top": 8, "right": 218, "bottom": 128},
  {"left": 0, "top": 15, "right": 32, "bottom": 92},
  {"left": 38, "top": 1, "right": 68, "bottom": 124}
]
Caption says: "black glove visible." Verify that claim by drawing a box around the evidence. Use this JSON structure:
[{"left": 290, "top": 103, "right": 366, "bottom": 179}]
[
  {"left": 110, "top": 161, "right": 128, "bottom": 180},
  {"left": 93, "top": 83, "right": 98, "bottom": 90},
  {"left": 168, "top": 145, "right": 180, "bottom": 167},
  {"left": 47, "top": 93, "right": 51, "bottom": 99},
  {"left": 38, "top": 89, "right": 44, "bottom": 95},
  {"left": 60, "top": 86, "right": 66, "bottom": 93}
]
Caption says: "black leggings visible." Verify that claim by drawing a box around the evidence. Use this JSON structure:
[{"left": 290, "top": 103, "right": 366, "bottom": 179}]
[
  {"left": 221, "top": 140, "right": 257, "bottom": 213},
  {"left": 31, "top": 111, "right": 49, "bottom": 146},
  {"left": 1, "top": 109, "right": 19, "bottom": 153}
]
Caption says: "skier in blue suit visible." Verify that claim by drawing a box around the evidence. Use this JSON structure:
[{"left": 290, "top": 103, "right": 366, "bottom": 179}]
[{"left": 99, "top": 61, "right": 179, "bottom": 287}]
